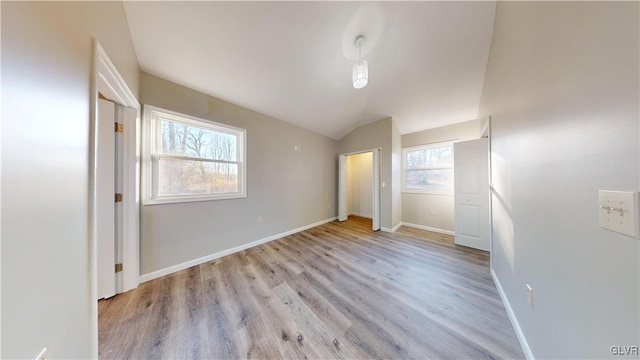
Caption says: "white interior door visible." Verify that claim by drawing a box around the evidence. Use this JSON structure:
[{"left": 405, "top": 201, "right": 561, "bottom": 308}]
[
  {"left": 114, "top": 105, "right": 123, "bottom": 293},
  {"left": 338, "top": 154, "right": 348, "bottom": 221},
  {"left": 454, "top": 138, "right": 490, "bottom": 251},
  {"left": 97, "top": 98, "right": 116, "bottom": 299},
  {"left": 119, "top": 106, "right": 140, "bottom": 293},
  {"left": 372, "top": 149, "right": 380, "bottom": 231}
]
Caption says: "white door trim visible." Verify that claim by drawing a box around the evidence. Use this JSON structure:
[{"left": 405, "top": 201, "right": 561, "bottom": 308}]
[
  {"left": 486, "top": 116, "right": 494, "bottom": 268},
  {"left": 89, "top": 40, "right": 140, "bottom": 359},
  {"left": 372, "top": 149, "right": 381, "bottom": 231},
  {"left": 338, "top": 155, "right": 348, "bottom": 221}
]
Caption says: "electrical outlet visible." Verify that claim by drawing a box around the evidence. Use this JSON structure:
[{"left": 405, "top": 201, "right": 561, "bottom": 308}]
[
  {"left": 525, "top": 284, "right": 533, "bottom": 308},
  {"left": 257, "top": 216, "right": 263, "bottom": 224},
  {"left": 35, "top": 348, "right": 47, "bottom": 360},
  {"left": 327, "top": 203, "right": 330, "bottom": 209},
  {"left": 428, "top": 209, "right": 435, "bottom": 215}
]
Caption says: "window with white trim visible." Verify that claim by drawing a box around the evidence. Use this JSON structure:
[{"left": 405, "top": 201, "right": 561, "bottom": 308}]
[
  {"left": 143, "top": 106, "right": 246, "bottom": 204},
  {"left": 402, "top": 142, "right": 453, "bottom": 195}
]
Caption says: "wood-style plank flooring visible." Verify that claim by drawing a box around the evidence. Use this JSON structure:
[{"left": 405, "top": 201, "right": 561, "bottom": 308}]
[{"left": 99, "top": 220, "right": 524, "bottom": 359}]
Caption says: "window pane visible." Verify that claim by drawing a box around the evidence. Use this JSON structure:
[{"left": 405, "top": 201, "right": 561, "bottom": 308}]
[
  {"left": 161, "top": 119, "right": 237, "bottom": 161},
  {"left": 158, "top": 158, "right": 238, "bottom": 196},
  {"left": 406, "top": 169, "right": 453, "bottom": 191},
  {"left": 406, "top": 146, "right": 452, "bottom": 169}
]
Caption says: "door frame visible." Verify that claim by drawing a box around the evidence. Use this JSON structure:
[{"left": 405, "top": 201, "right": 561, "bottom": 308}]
[
  {"left": 483, "top": 116, "right": 494, "bottom": 266},
  {"left": 338, "top": 148, "right": 382, "bottom": 231},
  {"left": 338, "top": 154, "right": 348, "bottom": 221},
  {"left": 89, "top": 40, "right": 140, "bottom": 358}
]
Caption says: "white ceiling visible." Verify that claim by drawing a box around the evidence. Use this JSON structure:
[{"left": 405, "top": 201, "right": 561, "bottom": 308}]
[{"left": 123, "top": 1, "right": 496, "bottom": 139}]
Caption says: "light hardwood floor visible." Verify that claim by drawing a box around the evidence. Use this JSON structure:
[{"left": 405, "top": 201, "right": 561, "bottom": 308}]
[{"left": 99, "top": 220, "right": 524, "bottom": 359}]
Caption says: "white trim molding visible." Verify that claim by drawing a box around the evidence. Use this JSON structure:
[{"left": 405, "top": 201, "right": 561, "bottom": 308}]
[
  {"left": 381, "top": 222, "right": 403, "bottom": 233},
  {"left": 400, "top": 222, "right": 455, "bottom": 236},
  {"left": 140, "top": 217, "right": 337, "bottom": 283},
  {"left": 491, "top": 269, "right": 535, "bottom": 360},
  {"left": 95, "top": 45, "right": 138, "bottom": 108}
]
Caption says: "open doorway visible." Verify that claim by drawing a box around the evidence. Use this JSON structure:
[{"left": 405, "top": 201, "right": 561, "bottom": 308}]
[
  {"left": 91, "top": 40, "right": 140, "bottom": 358},
  {"left": 338, "top": 149, "right": 381, "bottom": 231}
]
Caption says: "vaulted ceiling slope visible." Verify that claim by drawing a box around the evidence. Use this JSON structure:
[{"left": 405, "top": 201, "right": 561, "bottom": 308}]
[{"left": 123, "top": 1, "right": 496, "bottom": 139}]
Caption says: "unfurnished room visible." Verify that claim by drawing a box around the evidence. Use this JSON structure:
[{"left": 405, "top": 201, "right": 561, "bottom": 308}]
[{"left": 1, "top": 1, "right": 639, "bottom": 359}]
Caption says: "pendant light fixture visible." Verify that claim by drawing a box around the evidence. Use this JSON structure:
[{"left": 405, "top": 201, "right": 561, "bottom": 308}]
[{"left": 352, "top": 35, "right": 368, "bottom": 89}]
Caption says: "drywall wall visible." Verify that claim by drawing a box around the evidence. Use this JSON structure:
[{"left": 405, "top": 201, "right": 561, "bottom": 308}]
[
  {"left": 339, "top": 118, "right": 401, "bottom": 230},
  {"left": 139, "top": 73, "right": 338, "bottom": 275},
  {"left": 1, "top": 1, "right": 139, "bottom": 358},
  {"left": 479, "top": 2, "right": 639, "bottom": 358},
  {"left": 347, "top": 152, "right": 373, "bottom": 218},
  {"left": 402, "top": 119, "right": 482, "bottom": 148},
  {"left": 401, "top": 119, "right": 481, "bottom": 233}
]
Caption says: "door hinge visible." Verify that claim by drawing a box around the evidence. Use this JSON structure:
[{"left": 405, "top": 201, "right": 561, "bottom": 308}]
[
  {"left": 115, "top": 193, "right": 123, "bottom": 202},
  {"left": 115, "top": 122, "right": 123, "bottom": 133},
  {"left": 115, "top": 263, "right": 123, "bottom": 273}
]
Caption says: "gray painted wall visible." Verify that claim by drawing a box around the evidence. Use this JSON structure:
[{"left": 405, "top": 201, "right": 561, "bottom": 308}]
[
  {"left": 402, "top": 119, "right": 482, "bottom": 148},
  {"left": 139, "top": 73, "right": 339, "bottom": 275},
  {"left": 1, "top": 2, "right": 139, "bottom": 358},
  {"left": 339, "top": 118, "right": 401, "bottom": 230},
  {"left": 401, "top": 119, "right": 481, "bottom": 232},
  {"left": 479, "top": 2, "right": 639, "bottom": 358}
]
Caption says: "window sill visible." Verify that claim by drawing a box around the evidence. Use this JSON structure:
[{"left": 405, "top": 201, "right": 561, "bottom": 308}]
[
  {"left": 401, "top": 190, "right": 453, "bottom": 196},
  {"left": 143, "top": 193, "right": 247, "bottom": 205}
]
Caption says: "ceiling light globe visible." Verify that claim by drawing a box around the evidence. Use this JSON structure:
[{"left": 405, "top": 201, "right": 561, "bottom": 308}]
[{"left": 352, "top": 59, "right": 368, "bottom": 89}]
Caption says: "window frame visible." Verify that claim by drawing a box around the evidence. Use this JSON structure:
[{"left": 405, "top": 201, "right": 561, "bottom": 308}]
[
  {"left": 142, "top": 105, "right": 247, "bottom": 205},
  {"left": 401, "top": 141, "right": 454, "bottom": 195}
]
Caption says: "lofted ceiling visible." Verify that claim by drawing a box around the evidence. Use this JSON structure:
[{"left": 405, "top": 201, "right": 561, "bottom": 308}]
[{"left": 123, "top": 1, "right": 496, "bottom": 139}]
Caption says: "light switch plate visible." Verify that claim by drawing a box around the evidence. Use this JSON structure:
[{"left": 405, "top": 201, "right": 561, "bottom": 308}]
[
  {"left": 525, "top": 284, "right": 533, "bottom": 308},
  {"left": 598, "top": 190, "right": 639, "bottom": 238}
]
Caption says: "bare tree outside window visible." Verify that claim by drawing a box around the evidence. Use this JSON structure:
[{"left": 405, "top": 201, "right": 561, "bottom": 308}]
[
  {"left": 158, "top": 120, "right": 239, "bottom": 196},
  {"left": 403, "top": 144, "right": 454, "bottom": 193},
  {"left": 143, "top": 106, "right": 246, "bottom": 204}
]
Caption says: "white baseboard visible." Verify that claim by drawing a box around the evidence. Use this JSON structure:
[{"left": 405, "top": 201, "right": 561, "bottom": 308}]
[
  {"left": 139, "top": 217, "right": 337, "bottom": 283},
  {"left": 381, "top": 222, "right": 402, "bottom": 233},
  {"left": 491, "top": 269, "right": 535, "bottom": 360},
  {"left": 400, "top": 222, "right": 455, "bottom": 236}
]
